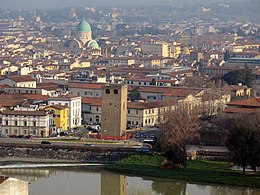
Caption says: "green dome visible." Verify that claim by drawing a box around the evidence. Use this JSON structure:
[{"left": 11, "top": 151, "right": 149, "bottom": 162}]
[
  {"left": 89, "top": 41, "right": 99, "bottom": 49},
  {"left": 77, "top": 19, "right": 91, "bottom": 32}
]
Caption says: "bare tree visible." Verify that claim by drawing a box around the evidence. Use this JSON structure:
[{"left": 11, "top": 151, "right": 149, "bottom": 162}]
[{"left": 156, "top": 104, "right": 201, "bottom": 168}]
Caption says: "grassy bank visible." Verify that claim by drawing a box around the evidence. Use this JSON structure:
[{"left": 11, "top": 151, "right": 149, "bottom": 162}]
[{"left": 106, "top": 154, "right": 260, "bottom": 188}]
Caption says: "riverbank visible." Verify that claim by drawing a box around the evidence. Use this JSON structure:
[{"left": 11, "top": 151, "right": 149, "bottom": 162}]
[
  {"left": 0, "top": 157, "right": 81, "bottom": 164},
  {"left": 106, "top": 154, "right": 260, "bottom": 188}
]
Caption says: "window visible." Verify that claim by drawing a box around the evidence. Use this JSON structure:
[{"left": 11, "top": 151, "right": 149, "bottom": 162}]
[
  {"left": 95, "top": 115, "right": 100, "bottom": 123},
  {"left": 136, "top": 110, "right": 138, "bottom": 114},
  {"left": 24, "top": 130, "right": 27, "bottom": 134},
  {"left": 105, "top": 89, "right": 110, "bottom": 94},
  {"left": 24, "top": 121, "right": 27, "bottom": 126},
  {"left": 128, "top": 110, "right": 130, "bottom": 114},
  {"left": 96, "top": 107, "right": 99, "bottom": 111},
  {"left": 114, "top": 89, "right": 118, "bottom": 94},
  {"left": 15, "top": 120, "right": 18, "bottom": 126},
  {"left": 5, "top": 120, "right": 8, "bottom": 126},
  {"left": 15, "top": 130, "right": 18, "bottom": 134},
  {"left": 33, "top": 121, "right": 36, "bottom": 126},
  {"left": 90, "top": 118, "right": 92, "bottom": 122}
]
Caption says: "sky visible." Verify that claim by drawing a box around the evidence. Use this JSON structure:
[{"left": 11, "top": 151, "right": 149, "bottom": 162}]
[{"left": 0, "top": 0, "right": 248, "bottom": 9}]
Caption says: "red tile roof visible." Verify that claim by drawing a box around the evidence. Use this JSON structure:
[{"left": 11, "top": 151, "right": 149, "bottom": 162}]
[
  {"left": 227, "top": 97, "right": 260, "bottom": 107},
  {"left": 6, "top": 75, "right": 36, "bottom": 82},
  {"left": 2, "top": 108, "right": 48, "bottom": 116},
  {"left": 223, "top": 85, "right": 249, "bottom": 91},
  {"left": 68, "top": 82, "right": 105, "bottom": 89},
  {"left": 82, "top": 97, "right": 102, "bottom": 106},
  {"left": 225, "top": 107, "right": 260, "bottom": 114}
]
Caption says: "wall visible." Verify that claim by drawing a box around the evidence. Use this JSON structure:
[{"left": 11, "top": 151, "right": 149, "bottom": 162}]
[{"left": 0, "top": 144, "right": 146, "bottom": 163}]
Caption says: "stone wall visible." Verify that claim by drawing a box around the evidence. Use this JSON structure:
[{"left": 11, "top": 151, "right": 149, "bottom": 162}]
[{"left": 0, "top": 143, "right": 145, "bottom": 163}]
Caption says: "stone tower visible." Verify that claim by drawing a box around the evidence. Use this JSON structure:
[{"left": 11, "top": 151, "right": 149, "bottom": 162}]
[{"left": 101, "top": 84, "right": 127, "bottom": 138}]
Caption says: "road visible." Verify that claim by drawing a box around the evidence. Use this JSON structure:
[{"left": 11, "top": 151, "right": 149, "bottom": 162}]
[{"left": 0, "top": 137, "right": 142, "bottom": 148}]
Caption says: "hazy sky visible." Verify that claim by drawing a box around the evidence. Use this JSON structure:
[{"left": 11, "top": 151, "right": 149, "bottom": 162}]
[{"left": 0, "top": 0, "right": 248, "bottom": 9}]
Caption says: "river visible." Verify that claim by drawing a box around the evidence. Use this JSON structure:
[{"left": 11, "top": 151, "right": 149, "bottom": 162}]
[{"left": 0, "top": 163, "right": 259, "bottom": 195}]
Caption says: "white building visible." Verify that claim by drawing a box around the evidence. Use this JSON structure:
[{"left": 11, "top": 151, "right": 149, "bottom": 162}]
[{"left": 0, "top": 106, "right": 50, "bottom": 137}]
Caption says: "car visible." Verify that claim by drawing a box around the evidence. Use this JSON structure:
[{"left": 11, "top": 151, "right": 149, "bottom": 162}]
[
  {"left": 41, "top": 141, "right": 52, "bottom": 145},
  {"left": 16, "top": 135, "right": 25, "bottom": 138},
  {"left": 24, "top": 135, "right": 33, "bottom": 139},
  {"left": 84, "top": 143, "right": 94, "bottom": 147},
  {"left": 9, "top": 134, "right": 17, "bottom": 138}
]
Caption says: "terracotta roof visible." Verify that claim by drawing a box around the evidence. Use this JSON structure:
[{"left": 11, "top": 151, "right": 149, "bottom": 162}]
[
  {"left": 225, "top": 107, "right": 260, "bottom": 114},
  {"left": 36, "top": 82, "right": 61, "bottom": 91},
  {"left": 68, "top": 82, "right": 105, "bottom": 89},
  {"left": 128, "top": 86, "right": 172, "bottom": 93},
  {"left": 227, "top": 97, "right": 260, "bottom": 108},
  {"left": 163, "top": 88, "right": 203, "bottom": 97},
  {"left": 223, "top": 85, "right": 248, "bottom": 91},
  {"left": 2, "top": 108, "right": 48, "bottom": 116},
  {"left": 0, "top": 99, "right": 26, "bottom": 107},
  {"left": 6, "top": 75, "right": 36, "bottom": 82},
  {"left": 0, "top": 93, "right": 27, "bottom": 100},
  {"left": 82, "top": 97, "right": 102, "bottom": 106},
  {"left": 48, "top": 94, "right": 81, "bottom": 101},
  {"left": 21, "top": 94, "right": 49, "bottom": 101}
]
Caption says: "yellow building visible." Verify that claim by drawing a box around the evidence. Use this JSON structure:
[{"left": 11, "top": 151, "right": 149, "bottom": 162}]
[
  {"left": 171, "top": 42, "right": 182, "bottom": 58},
  {"left": 44, "top": 105, "right": 68, "bottom": 131}
]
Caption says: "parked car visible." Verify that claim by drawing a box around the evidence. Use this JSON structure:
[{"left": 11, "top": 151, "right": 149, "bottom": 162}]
[
  {"left": 16, "top": 135, "right": 24, "bottom": 138},
  {"left": 9, "top": 135, "right": 17, "bottom": 138},
  {"left": 41, "top": 141, "right": 52, "bottom": 145},
  {"left": 24, "top": 135, "right": 33, "bottom": 139},
  {"left": 84, "top": 143, "right": 94, "bottom": 147}
]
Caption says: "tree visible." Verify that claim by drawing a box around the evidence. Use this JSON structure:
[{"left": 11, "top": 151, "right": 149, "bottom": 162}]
[
  {"left": 222, "top": 69, "right": 255, "bottom": 87},
  {"left": 218, "top": 113, "right": 260, "bottom": 174},
  {"left": 128, "top": 87, "right": 142, "bottom": 101},
  {"left": 156, "top": 105, "right": 201, "bottom": 168}
]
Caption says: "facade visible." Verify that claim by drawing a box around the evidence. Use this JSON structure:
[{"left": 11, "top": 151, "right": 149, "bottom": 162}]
[
  {"left": 0, "top": 107, "right": 50, "bottom": 137},
  {"left": 0, "top": 76, "right": 36, "bottom": 88},
  {"left": 68, "top": 82, "right": 104, "bottom": 98},
  {"left": 141, "top": 43, "right": 170, "bottom": 57},
  {"left": 223, "top": 85, "right": 251, "bottom": 99},
  {"left": 82, "top": 90, "right": 230, "bottom": 129},
  {"left": 101, "top": 84, "right": 127, "bottom": 137},
  {"left": 47, "top": 95, "right": 81, "bottom": 129},
  {"left": 44, "top": 105, "right": 68, "bottom": 131}
]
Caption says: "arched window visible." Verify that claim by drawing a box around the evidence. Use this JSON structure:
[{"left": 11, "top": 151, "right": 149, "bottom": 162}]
[
  {"left": 95, "top": 115, "right": 100, "bottom": 123},
  {"left": 105, "top": 89, "right": 110, "bottom": 94},
  {"left": 114, "top": 89, "right": 118, "bottom": 94}
]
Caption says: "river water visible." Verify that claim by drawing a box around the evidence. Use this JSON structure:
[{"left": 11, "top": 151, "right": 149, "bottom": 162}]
[{"left": 0, "top": 163, "right": 259, "bottom": 195}]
